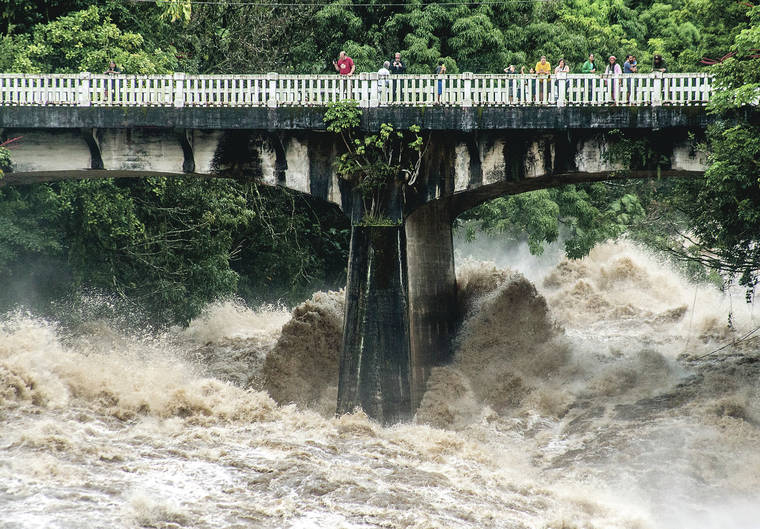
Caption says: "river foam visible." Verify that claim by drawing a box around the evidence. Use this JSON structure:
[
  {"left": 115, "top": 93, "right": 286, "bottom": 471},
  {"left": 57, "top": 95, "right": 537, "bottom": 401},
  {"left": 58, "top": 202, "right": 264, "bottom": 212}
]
[{"left": 1, "top": 240, "right": 758, "bottom": 528}]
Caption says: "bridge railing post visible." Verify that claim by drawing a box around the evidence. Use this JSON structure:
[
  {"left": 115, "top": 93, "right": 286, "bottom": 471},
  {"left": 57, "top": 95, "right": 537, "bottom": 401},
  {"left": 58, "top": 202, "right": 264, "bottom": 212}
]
[
  {"left": 267, "top": 72, "right": 279, "bottom": 108},
  {"left": 78, "top": 72, "right": 91, "bottom": 107},
  {"left": 462, "top": 72, "right": 473, "bottom": 108},
  {"left": 368, "top": 72, "right": 380, "bottom": 107},
  {"left": 652, "top": 71, "right": 663, "bottom": 106},
  {"left": 556, "top": 72, "right": 567, "bottom": 107},
  {"left": 359, "top": 72, "right": 370, "bottom": 108},
  {"left": 173, "top": 72, "right": 186, "bottom": 108}
]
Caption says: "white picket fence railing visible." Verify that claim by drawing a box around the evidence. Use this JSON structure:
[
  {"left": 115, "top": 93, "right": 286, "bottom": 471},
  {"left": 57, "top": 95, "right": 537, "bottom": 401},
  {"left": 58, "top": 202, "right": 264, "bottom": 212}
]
[{"left": 0, "top": 72, "right": 713, "bottom": 108}]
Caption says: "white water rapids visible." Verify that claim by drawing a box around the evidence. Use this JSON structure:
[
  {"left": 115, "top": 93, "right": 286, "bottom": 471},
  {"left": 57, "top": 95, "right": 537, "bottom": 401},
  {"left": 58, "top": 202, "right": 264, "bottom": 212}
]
[{"left": 1, "top": 241, "right": 759, "bottom": 529}]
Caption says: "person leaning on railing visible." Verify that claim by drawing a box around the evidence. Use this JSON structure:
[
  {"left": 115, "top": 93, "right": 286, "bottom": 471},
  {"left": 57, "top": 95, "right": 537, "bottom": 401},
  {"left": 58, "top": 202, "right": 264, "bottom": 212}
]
[
  {"left": 604, "top": 55, "right": 622, "bottom": 103},
  {"left": 103, "top": 60, "right": 121, "bottom": 75},
  {"left": 580, "top": 53, "right": 597, "bottom": 102},
  {"left": 102, "top": 60, "right": 121, "bottom": 103},
  {"left": 554, "top": 59, "right": 569, "bottom": 102},
  {"left": 503, "top": 64, "right": 521, "bottom": 103},
  {"left": 534, "top": 56, "right": 551, "bottom": 102},
  {"left": 535, "top": 56, "right": 551, "bottom": 75},
  {"left": 434, "top": 61, "right": 446, "bottom": 104},
  {"left": 652, "top": 54, "right": 667, "bottom": 73}
]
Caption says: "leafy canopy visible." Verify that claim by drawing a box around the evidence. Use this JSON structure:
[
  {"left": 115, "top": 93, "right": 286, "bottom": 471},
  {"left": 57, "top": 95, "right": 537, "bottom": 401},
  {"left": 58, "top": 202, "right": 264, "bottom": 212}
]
[{"left": 0, "top": 6, "right": 177, "bottom": 73}]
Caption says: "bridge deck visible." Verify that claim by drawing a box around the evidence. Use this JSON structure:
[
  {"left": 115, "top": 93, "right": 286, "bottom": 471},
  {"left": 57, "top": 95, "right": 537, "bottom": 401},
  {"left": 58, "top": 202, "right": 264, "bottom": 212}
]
[{"left": 1, "top": 72, "right": 712, "bottom": 108}]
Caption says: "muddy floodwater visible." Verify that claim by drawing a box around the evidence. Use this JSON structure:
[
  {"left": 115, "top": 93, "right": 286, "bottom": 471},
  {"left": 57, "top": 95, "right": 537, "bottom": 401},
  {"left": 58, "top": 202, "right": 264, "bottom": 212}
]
[{"left": 2, "top": 241, "right": 759, "bottom": 529}]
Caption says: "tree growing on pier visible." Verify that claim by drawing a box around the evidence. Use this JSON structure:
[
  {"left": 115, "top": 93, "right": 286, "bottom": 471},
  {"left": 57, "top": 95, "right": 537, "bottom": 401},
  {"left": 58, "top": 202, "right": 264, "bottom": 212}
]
[{"left": 325, "top": 101, "right": 426, "bottom": 225}]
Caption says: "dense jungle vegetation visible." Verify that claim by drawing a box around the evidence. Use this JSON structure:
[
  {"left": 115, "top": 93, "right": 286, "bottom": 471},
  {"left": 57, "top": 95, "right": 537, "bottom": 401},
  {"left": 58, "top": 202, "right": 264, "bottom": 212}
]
[{"left": 0, "top": 0, "right": 758, "bottom": 325}]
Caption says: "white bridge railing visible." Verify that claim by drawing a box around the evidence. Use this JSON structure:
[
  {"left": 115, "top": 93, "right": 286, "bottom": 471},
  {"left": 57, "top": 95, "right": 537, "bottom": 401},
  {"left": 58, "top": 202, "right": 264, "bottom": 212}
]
[{"left": 0, "top": 72, "right": 713, "bottom": 108}]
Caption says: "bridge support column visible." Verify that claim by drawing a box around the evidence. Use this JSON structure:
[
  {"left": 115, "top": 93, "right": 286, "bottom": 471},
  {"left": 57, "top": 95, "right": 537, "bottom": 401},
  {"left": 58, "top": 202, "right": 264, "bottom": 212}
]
[
  {"left": 337, "top": 225, "right": 412, "bottom": 424},
  {"left": 405, "top": 200, "right": 457, "bottom": 410},
  {"left": 337, "top": 200, "right": 458, "bottom": 423}
]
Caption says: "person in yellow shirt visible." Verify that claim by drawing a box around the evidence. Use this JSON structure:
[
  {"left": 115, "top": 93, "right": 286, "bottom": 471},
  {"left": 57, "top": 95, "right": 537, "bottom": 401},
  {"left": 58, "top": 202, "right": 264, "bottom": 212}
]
[
  {"left": 535, "top": 56, "right": 551, "bottom": 75},
  {"left": 534, "top": 56, "right": 551, "bottom": 102}
]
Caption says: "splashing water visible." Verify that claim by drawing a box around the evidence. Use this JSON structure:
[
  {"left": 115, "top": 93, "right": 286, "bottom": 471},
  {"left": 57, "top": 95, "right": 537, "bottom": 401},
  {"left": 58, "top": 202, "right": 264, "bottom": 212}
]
[{"left": 1, "top": 241, "right": 759, "bottom": 529}]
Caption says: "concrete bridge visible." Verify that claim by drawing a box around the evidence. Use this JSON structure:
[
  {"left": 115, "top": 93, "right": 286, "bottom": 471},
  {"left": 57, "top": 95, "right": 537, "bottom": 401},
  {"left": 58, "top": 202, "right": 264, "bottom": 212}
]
[{"left": 1, "top": 72, "right": 715, "bottom": 422}]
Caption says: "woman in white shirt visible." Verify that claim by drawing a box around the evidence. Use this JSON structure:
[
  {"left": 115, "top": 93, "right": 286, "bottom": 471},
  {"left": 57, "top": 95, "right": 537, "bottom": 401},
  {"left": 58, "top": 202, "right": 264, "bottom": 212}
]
[{"left": 554, "top": 59, "right": 569, "bottom": 101}]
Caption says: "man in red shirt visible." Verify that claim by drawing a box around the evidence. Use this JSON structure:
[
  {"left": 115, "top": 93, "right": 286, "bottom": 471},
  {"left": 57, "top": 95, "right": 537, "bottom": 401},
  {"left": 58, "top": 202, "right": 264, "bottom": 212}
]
[{"left": 333, "top": 51, "right": 355, "bottom": 76}]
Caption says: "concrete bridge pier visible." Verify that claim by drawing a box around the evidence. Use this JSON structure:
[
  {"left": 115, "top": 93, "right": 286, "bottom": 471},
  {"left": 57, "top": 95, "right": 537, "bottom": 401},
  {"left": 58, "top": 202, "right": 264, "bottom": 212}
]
[
  {"left": 337, "top": 200, "right": 457, "bottom": 423},
  {"left": 405, "top": 200, "right": 457, "bottom": 410},
  {"left": 337, "top": 224, "right": 413, "bottom": 423}
]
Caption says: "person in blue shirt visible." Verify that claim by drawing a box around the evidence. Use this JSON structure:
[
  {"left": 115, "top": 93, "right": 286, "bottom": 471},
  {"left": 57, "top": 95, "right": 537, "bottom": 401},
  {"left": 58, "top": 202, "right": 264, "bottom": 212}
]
[
  {"left": 435, "top": 61, "right": 446, "bottom": 103},
  {"left": 623, "top": 54, "right": 637, "bottom": 103}
]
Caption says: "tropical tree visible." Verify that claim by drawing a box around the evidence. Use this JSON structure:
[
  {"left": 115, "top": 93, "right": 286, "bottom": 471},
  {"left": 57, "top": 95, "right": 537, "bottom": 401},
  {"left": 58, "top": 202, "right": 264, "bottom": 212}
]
[
  {"left": 0, "top": 6, "right": 176, "bottom": 73},
  {"left": 669, "top": 5, "right": 760, "bottom": 293}
]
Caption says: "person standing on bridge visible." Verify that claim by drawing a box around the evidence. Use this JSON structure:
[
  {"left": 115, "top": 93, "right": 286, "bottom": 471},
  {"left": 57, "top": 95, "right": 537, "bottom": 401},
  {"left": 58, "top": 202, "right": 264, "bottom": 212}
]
[
  {"left": 581, "top": 54, "right": 597, "bottom": 74},
  {"left": 377, "top": 61, "right": 391, "bottom": 104},
  {"left": 581, "top": 53, "right": 597, "bottom": 103},
  {"left": 652, "top": 54, "right": 667, "bottom": 73},
  {"left": 623, "top": 54, "right": 638, "bottom": 103},
  {"left": 102, "top": 60, "right": 121, "bottom": 103},
  {"left": 333, "top": 51, "right": 355, "bottom": 76},
  {"left": 390, "top": 52, "right": 406, "bottom": 103},
  {"left": 333, "top": 51, "right": 355, "bottom": 100},
  {"left": 534, "top": 56, "right": 551, "bottom": 103},
  {"left": 390, "top": 52, "right": 406, "bottom": 75},
  {"left": 554, "top": 58, "right": 569, "bottom": 102},
  {"left": 604, "top": 55, "right": 622, "bottom": 103},
  {"left": 503, "top": 64, "right": 520, "bottom": 103},
  {"left": 535, "top": 55, "right": 551, "bottom": 75},
  {"left": 435, "top": 61, "right": 446, "bottom": 104}
]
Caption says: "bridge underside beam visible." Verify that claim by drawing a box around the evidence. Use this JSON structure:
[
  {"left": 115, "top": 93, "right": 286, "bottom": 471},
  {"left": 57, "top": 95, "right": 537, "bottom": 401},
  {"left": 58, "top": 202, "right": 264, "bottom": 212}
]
[
  {"left": 0, "top": 106, "right": 717, "bottom": 132},
  {"left": 449, "top": 169, "right": 704, "bottom": 218}
]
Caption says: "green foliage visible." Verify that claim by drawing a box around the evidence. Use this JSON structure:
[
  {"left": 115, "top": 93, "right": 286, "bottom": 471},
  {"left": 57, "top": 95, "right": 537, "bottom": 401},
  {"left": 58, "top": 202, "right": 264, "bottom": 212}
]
[
  {"left": 0, "top": 146, "right": 11, "bottom": 177},
  {"left": 459, "top": 183, "right": 645, "bottom": 258},
  {"left": 0, "top": 185, "right": 64, "bottom": 270},
  {"left": 156, "top": 0, "right": 191, "bottom": 24},
  {"left": 357, "top": 213, "right": 397, "bottom": 226},
  {"left": 449, "top": 13, "right": 506, "bottom": 72},
  {"left": 605, "top": 129, "right": 670, "bottom": 171},
  {"left": 324, "top": 99, "right": 362, "bottom": 133},
  {"left": 671, "top": 120, "right": 760, "bottom": 292},
  {"left": 0, "top": 184, "right": 70, "bottom": 312},
  {"left": 659, "top": 4, "right": 760, "bottom": 295},
  {"left": 54, "top": 178, "right": 247, "bottom": 324},
  {"left": 232, "top": 186, "right": 350, "bottom": 305},
  {"left": 0, "top": 177, "right": 350, "bottom": 325},
  {"left": 325, "top": 101, "right": 424, "bottom": 224},
  {"left": 707, "top": 6, "right": 760, "bottom": 111},
  {"left": 0, "top": 6, "right": 177, "bottom": 73},
  {"left": 1, "top": 0, "right": 94, "bottom": 35},
  {"left": 174, "top": 2, "right": 321, "bottom": 73}
]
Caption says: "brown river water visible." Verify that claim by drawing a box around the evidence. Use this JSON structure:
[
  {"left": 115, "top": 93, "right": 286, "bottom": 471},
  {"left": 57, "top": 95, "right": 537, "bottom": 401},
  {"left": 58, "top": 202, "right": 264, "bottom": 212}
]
[{"left": 1, "top": 241, "right": 759, "bottom": 529}]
